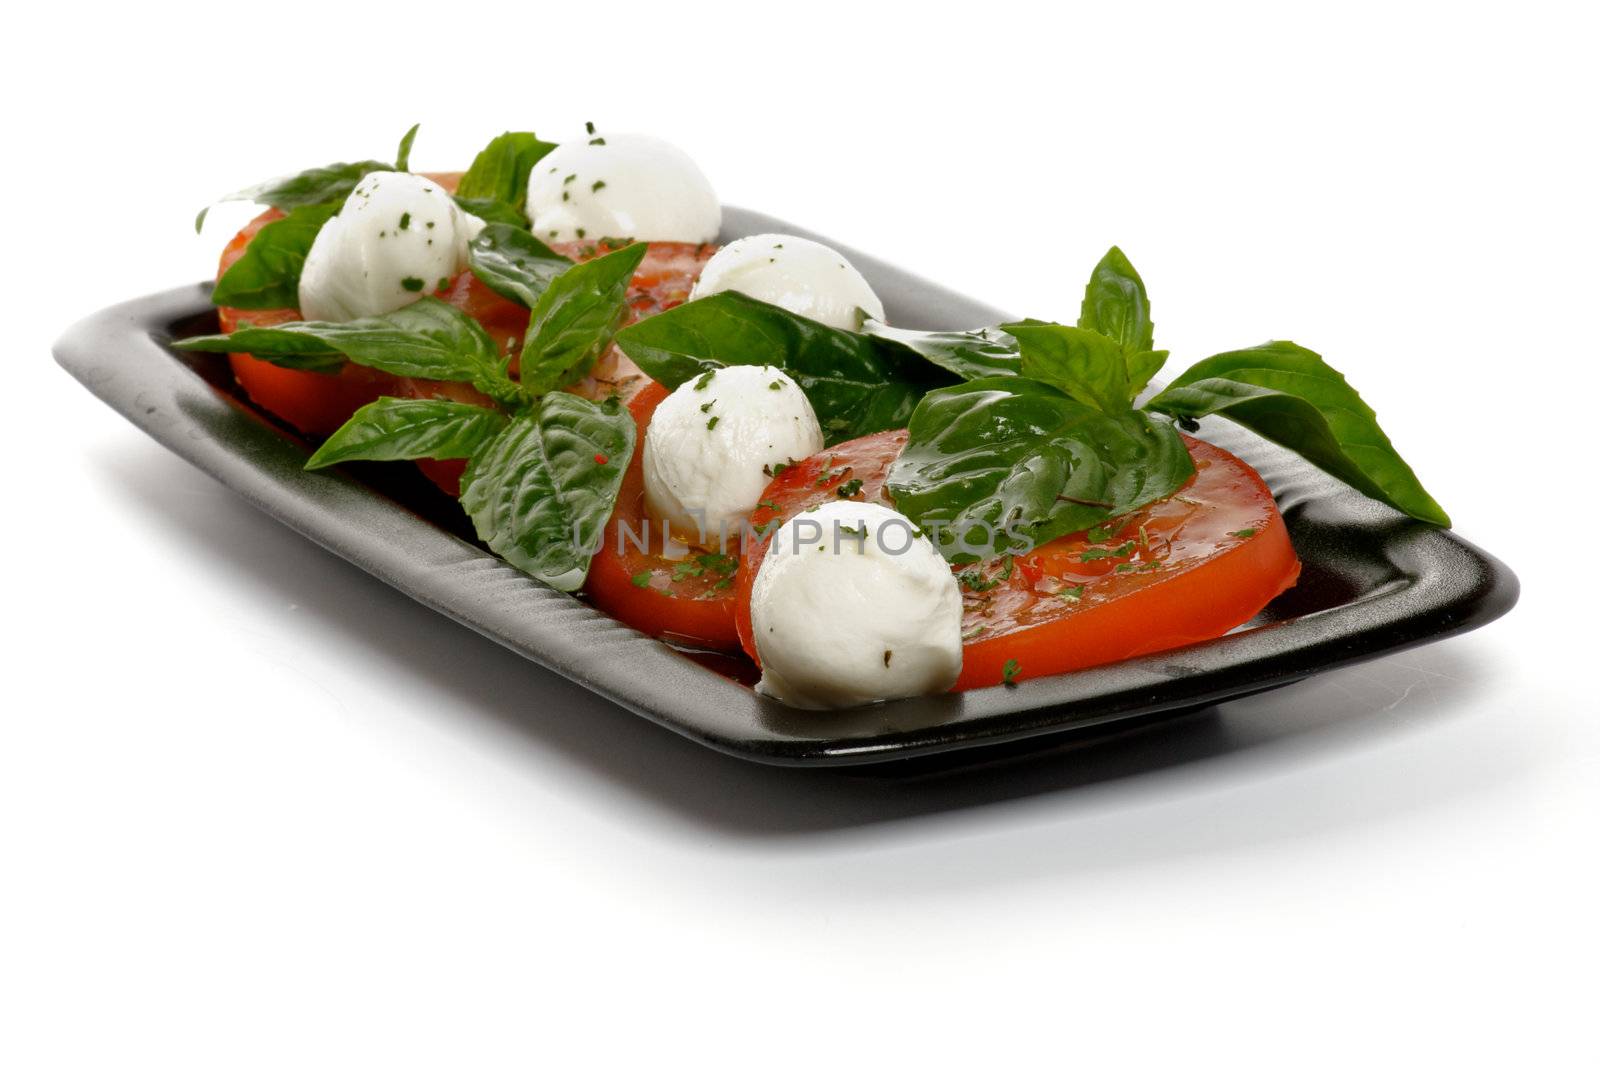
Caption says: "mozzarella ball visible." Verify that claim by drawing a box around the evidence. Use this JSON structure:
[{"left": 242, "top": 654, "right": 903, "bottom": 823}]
[
  {"left": 298, "top": 172, "right": 482, "bottom": 322},
  {"left": 752, "top": 500, "right": 963, "bottom": 709},
  {"left": 526, "top": 132, "right": 720, "bottom": 244},
  {"left": 643, "top": 365, "right": 823, "bottom": 547},
  {"left": 689, "top": 233, "right": 885, "bottom": 331}
]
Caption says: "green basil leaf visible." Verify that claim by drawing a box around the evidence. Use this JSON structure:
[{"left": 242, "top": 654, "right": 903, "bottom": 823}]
[
  {"left": 1146, "top": 341, "right": 1450, "bottom": 526},
  {"left": 210, "top": 202, "right": 338, "bottom": 311},
  {"left": 520, "top": 242, "right": 647, "bottom": 396},
  {"left": 195, "top": 159, "right": 393, "bottom": 233},
  {"left": 1005, "top": 320, "right": 1133, "bottom": 413},
  {"left": 615, "top": 292, "right": 928, "bottom": 444},
  {"left": 170, "top": 326, "right": 344, "bottom": 373},
  {"left": 860, "top": 319, "right": 1021, "bottom": 379},
  {"left": 467, "top": 223, "right": 572, "bottom": 308},
  {"left": 887, "top": 377, "right": 1194, "bottom": 563},
  {"left": 1079, "top": 246, "right": 1155, "bottom": 355},
  {"left": 455, "top": 131, "right": 558, "bottom": 211},
  {"left": 305, "top": 398, "right": 507, "bottom": 469},
  {"left": 395, "top": 123, "right": 420, "bottom": 171},
  {"left": 459, "top": 393, "right": 635, "bottom": 591},
  {"left": 174, "top": 298, "right": 516, "bottom": 400},
  {"left": 454, "top": 196, "right": 532, "bottom": 228}
]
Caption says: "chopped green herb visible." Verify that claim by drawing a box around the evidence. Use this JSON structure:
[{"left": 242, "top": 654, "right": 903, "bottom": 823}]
[
  {"left": 631, "top": 570, "right": 653, "bottom": 588},
  {"left": 592, "top": 180, "right": 607, "bottom": 193},
  {"left": 400, "top": 277, "right": 425, "bottom": 292},
  {"left": 1058, "top": 585, "right": 1084, "bottom": 601},
  {"left": 399, "top": 212, "right": 411, "bottom": 230},
  {"left": 836, "top": 478, "right": 864, "bottom": 498},
  {"left": 1228, "top": 528, "right": 1257, "bottom": 539},
  {"left": 1002, "top": 659, "right": 1022, "bottom": 686},
  {"left": 699, "top": 399, "right": 716, "bottom": 414},
  {"left": 1079, "top": 542, "right": 1137, "bottom": 562},
  {"left": 957, "top": 568, "right": 1000, "bottom": 594},
  {"left": 693, "top": 370, "right": 716, "bottom": 391}
]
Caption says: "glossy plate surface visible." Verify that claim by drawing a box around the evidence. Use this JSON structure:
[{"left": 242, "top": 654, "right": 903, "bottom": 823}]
[{"left": 54, "top": 207, "right": 1518, "bottom": 766}]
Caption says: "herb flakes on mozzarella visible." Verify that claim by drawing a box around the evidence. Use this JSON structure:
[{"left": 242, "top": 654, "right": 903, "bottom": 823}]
[
  {"left": 751, "top": 500, "right": 963, "bottom": 709},
  {"left": 643, "top": 365, "right": 823, "bottom": 547},
  {"left": 525, "top": 132, "right": 720, "bottom": 244},
  {"left": 298, "top": 171, "right": 483, "bottom": 322}
]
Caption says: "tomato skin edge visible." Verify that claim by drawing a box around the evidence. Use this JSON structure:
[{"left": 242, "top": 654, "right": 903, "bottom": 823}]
[{"left": 580, "top": 383, "right": 742, "bottom": 652}]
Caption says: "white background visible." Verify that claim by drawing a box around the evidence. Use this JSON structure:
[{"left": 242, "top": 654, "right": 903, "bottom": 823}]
[{"left": 6, "top": 2, "right": 1596, "bottom": 1061}]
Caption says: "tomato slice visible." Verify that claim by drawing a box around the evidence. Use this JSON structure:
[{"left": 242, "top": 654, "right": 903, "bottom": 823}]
[
  {"left": 733, "top": 429, "right": 909, "bottom": 663},
  {"left": 734, "top": 432, "right": 1301, "bottom": 689},
  {"left": 216, "top": 209, "right": 394, "bottom": 435},
  {"left": 951, "top": 437, "right": 1299, "bottom": 689},
  {"left": 581, "top": 383, "right": 743, "bottom": 650}
]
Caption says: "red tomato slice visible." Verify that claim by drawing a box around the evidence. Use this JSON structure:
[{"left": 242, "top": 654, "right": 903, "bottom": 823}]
[
  {"left": 733, "top": 429, "right": 909, "bottom": 663},
  {"left": 581, "top": 383, "right": 743, "bottom": 650},
  {"left": 734, "top": 432, "right": 1301, "bottom": 690},
  {"left": 216, "top": 209, "right": 393, "bottom": 436}
]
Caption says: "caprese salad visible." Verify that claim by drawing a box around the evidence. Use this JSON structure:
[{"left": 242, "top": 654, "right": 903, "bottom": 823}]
[{"left": 179, "top": 125, "right": 1449, "bottom": 710}]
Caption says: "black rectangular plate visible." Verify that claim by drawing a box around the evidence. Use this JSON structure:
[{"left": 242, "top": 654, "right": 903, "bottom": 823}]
[{"left": 54, "top": 207, "right": 1518, "bottom": 766}]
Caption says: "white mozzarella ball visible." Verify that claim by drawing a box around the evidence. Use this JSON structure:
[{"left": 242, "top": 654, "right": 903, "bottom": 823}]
[
  {"left": 689, "top": 233, "right": 885, "bottom": 331},
  {"left": 751, "top": 500, "right": 963, "bottom": 709},
  {"left": 642, "top": 365, "right": 823, "bottom": 547},
  {"left": 525, "top": 132, "right": 720, "bottom": 244},
  {"left": 298, "top": 172, "right": 482, "bottom": 322}
]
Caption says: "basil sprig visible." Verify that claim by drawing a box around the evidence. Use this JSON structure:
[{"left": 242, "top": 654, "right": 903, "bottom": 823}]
[
  {"left": 1145, "top": 343, "right": 1450, "bottom": 525},
  {"left": 887, "top": 378, "right": 1193, "bottom": 562},
  {"left": 520, "top": 242, "right": 647, "bottom": 395},
  {"left": 458, "top": 393, "right": 634, "bottom": 591},
  {"left": 182, "top": 223, "right": 648, "bottom": 590},
  {"left": 306, "top": 398, "right": 508, "bottom": 470},
  {"left": 210, "top": 202, "right": 338, "bottom": 311},
  {"left": 302, "top": 389, "right": 634, "bottom": 591},
  {"left": 175, "top": 298, "right": 521, "bottom": 404},
  {"left": 466, "top": 224, "right": 573, "bottom": 308},
  {"left": 452, "top": 131, "right": 557, "bottom": 228},
  {"left": 879, "top": 245, "right": 1447, "bottom": 544},
  {"left": 859, "top": 320, "right": 1020, "bottom": 380},
  {"left": 615, "top": 291, "right": 936, "bottom": 445}
]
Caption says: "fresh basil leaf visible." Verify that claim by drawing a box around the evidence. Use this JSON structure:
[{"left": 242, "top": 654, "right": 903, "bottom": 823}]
[
  {"left": 456, "top": 131, "right": 557, "bottom": 211},
  {"left": 195, "top": 159, "right": 393, "bottom": 233},
  {"left": 1079, "top": 246, "right": 1155, "bottom": 355},
  {"left": 1146, "top": 341, "right": 1450, "bottom": 526},
  {"left": 174, "top": 298, "right": 516, "bottom": 400},
  {"left": 306, "top": 398, "right": 507, "bottom": 469},
  {"left": 887, "top": 377, "right": 1194, "bottom": 563},
  {"left": 171, "top": 326, "right": 344, "bottom": 373},
  {"left": 860, "top": 319, "right": 1021, "bottom": 379},
  {"left": 467, "top": 223, "right": 572, "bottom": 308},
  {"left": 1005, "top": 320, "right": 1133, "bottom": 413},
  {"left": 459, "top": 393, "right": 635, "bottom": 591},
  {"left": 615, "top": 292, "right": 928, "bottom": 444},
  {"left": 454, "top": 196, "right": 532, "bottom": 228},
  {"left": 210, "top": 202, "right": 338, "bottom": 311},
  {"left": 395, "top": 123, "right": 420, "bottom": 171},
  {"left": 520, "top": 241, "right": 647, "bottom": 396}
]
